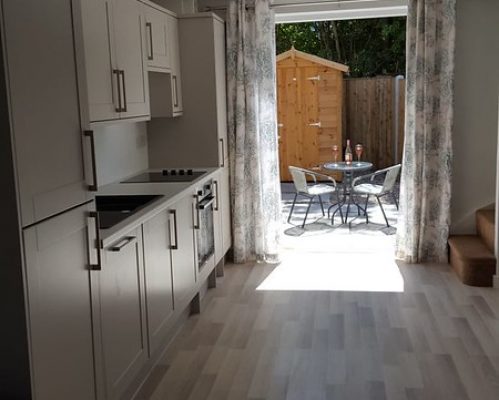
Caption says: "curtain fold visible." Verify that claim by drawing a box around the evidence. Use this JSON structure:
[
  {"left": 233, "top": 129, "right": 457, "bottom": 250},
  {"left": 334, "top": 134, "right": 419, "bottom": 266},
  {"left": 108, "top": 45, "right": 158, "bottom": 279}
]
[
  {"left": 226, "top": 0, "right": 281, "bottom": 264},
  {"left": 395, "top": 0, "right": 457, "bottom": 263}
]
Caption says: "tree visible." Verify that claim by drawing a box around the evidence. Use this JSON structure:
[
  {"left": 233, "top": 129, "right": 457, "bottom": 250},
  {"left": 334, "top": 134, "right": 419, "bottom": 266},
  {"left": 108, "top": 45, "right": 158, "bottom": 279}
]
[{"left": 276, "top": 18, "right": 406, "bottom": 77}]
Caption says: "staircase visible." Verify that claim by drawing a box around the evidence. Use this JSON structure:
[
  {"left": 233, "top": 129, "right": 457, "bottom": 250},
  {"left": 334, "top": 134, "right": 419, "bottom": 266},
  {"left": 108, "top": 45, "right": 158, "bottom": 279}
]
[{"left": 448, "top": 207, "right": 496, "bottom": 287}]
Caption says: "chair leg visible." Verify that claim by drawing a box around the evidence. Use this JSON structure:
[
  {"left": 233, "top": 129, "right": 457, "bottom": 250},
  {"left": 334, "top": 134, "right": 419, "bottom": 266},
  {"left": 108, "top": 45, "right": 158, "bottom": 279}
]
[
  {"left": 376, "top": 196, "right": 390, "bottom": 227},
  {"left": 364, "top": 195, "right": 370, "bottom": 224},
  {"left": 287, "top": 193, "right": 298, "bottom": 223},
  {"left": 392, "top": 192, "right": 399, "bottom": 210},
  {"left": 302, "top": 196, "right": 315, "bottom": 228},
  {"left": 318, "top": 195, "right": 325, "bottom": 216},
  {"left": 334, "top": 192, "right": 344, "bottom": 225}
]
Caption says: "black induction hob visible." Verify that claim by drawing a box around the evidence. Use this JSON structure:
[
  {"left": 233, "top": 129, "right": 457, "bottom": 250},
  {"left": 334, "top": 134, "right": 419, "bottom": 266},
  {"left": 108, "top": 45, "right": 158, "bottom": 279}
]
[{"left": 121, "top": 169, "right": 206, "bottom": 183}]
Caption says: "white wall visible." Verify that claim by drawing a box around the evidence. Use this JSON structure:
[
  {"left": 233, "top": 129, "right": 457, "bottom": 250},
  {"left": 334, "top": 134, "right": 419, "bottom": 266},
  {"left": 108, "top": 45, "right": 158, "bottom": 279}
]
[
  {"left": 94, "top": 122, "right": 149, "bottom": 186},
  {"left": 152, "top": 0, "right": 198, "bottom": 13},
  {"left": 451, "top": 0, "right": 499, "bottom": 234}
]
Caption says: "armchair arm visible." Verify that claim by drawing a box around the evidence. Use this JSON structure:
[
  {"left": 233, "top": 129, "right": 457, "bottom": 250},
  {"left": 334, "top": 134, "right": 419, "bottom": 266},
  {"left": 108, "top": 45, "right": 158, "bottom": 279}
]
[
  {"left": 351, "top": 165, "right": 397, "bottom": 187},
  {"left": 292, "top": 166, "right": 338, "bottom": 187}
]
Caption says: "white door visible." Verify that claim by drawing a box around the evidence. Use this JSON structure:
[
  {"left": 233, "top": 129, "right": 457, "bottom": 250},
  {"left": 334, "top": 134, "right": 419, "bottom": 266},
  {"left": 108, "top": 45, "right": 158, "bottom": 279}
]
[
  {"left": 96, "top": 227, "right": 148, "bottom": 399},
  {"left": 3, "top": 0, "right": 90, "bottom": 227},
  {"left": 170, "top": 195, "right": 196, "bottom": 307},
  {"left": 113, "top": 0, "right": 150, "bottom": 119},
  {"left": 142, "top": 209, "right": 174, "bottom": 355},
  {"left": 144, "top": 6, "right": 170, "bottom": 70},
  {"left": 80, "top": 0, "right": 120, "bottom": 122},
  {"left": 23, "top": 202, "right": 96, "bottom": 400}
]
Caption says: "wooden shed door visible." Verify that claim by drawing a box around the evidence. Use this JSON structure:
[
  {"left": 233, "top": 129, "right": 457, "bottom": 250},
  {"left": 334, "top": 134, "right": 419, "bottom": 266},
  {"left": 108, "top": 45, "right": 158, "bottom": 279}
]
[{"left": 277, "top": 65, "right": 342, "bottom": 182}]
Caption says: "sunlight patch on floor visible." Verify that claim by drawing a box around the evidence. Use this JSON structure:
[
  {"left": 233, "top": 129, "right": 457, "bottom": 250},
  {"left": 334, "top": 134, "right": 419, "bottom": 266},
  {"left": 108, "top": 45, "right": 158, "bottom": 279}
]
[{"left": 257, "top": 250, "right": 404, "bottom": 292}]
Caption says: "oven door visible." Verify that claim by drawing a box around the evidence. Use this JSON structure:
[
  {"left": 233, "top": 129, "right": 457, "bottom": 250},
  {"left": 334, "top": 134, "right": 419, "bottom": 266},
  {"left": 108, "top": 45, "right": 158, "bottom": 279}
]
[{"left": 195, "top": 193, "right": 215, "bottom": 270}]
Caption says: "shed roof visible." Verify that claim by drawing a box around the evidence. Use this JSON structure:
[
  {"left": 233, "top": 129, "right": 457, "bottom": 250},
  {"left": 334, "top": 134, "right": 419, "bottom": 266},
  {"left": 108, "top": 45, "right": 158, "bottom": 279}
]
[{"left": 276, "top": 46, "right": 349, "bottom": 73}]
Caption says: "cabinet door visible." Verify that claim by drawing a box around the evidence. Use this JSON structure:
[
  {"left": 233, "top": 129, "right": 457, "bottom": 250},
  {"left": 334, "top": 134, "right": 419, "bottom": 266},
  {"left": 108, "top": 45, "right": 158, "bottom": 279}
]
[
  {"left": 144, "top": 6, "right": 170, "bottom": 70},
  {"left": 23, "top": 202, "right": 96, "bottom": 400},
  {"left": 170, "top": 195, "right": 196, "bottom": 307},
  {"left": 221, "top": 167, "right": 232, "bottom": 254},
  {"left": 113, "top": 0, "right": 150, "bottom": 119},
  {"left": 96, "top": 227, "right": 148, "bottom": 399},
  {"left": 167, "top": 14, "right": 183, "bottom": 115},
  {"left": 3, "top": 0, "right": 89, "bottom": 227},
  {"left": 213, "top": 171, "right": 224, "bottom": 264},
  {"left": 80, "top": 0, "right": 120, "bottom": 122},
  {"left": 214, "top": 18, "right": 228, "bottom": 167},
  {"left": 142, "top": 210, "right": 174, "bottom": 355}
]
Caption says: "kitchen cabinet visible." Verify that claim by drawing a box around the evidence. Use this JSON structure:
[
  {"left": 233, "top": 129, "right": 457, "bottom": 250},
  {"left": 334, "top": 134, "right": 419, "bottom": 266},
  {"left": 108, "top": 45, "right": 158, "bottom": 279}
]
[
  {"left": 23, "top": 202, "right": 96, "bottom": 400},
  {"left": 2, "top": 0, "right": 90, "bottom": 227},
  {"left": 221, "top": 167, "right": 232, "bottom": 255},
  {"left": 148, "top": 13, "right": 227, "bottom": 167},
  {"left": 213, "top": 167, "right": 232, "bottom": 264},
  {"left": 169, "top": 194, "right": 197, "bottom": 307},
  {"left": 93, "top": 226, "right": 148, "bottom": 400},
  {"left": 80, "top": 0, "right": 150, "bottom": 123},
  {"left": 142, "top": 209, "right": 174, "bottom": 355},
  {"left": 146, "top": 3, "right": 183, "bottom": 118}
]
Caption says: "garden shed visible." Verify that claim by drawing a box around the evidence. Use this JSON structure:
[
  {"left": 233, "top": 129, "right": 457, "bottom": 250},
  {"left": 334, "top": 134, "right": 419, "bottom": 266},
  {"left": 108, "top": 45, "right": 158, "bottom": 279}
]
[{"left": 276, "top": 46, "right": 349, "bottom": 181}]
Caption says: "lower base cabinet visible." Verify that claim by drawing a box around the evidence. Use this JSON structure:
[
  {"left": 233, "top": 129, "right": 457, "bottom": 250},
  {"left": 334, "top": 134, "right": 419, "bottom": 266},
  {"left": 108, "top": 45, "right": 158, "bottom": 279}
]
[
  {"left": 142, "top": 209, "right": 174, "bottom": 355},
  {"left": 23, "top": 202, "right": 96, "bottom": 400},
  {"left": 169, "top": 194, "right": 197, "bottom": 307},
  {"left": 93, "top": 227, "right": 148, "bottom": 400}
]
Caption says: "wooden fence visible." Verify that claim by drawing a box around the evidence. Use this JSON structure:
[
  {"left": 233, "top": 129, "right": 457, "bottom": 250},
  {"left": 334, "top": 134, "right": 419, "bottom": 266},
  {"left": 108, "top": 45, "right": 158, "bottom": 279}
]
[{"left": 342, "top": 76, "right": 405, "bottom": 169}]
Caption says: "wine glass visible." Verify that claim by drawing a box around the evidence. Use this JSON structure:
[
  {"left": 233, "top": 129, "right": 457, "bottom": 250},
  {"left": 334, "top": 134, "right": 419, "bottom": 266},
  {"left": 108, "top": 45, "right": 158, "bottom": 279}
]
[
  {"left": 332, "top": 145, "right": 339, "bottom": 164},
  {"left": 355, "top": 144, "right": 363, "bottom": 163}
]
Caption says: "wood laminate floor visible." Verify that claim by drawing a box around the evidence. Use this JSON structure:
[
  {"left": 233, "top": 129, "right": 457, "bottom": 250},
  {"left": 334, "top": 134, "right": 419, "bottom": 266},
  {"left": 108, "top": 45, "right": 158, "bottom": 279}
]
[{"left": 137, "top": 259, "right": 499, "bottom": 400}]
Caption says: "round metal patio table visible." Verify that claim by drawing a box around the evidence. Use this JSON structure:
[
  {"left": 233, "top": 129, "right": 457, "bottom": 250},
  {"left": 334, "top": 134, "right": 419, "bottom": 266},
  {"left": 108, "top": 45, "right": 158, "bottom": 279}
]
[{"left": 323, "top": 161, "right": 373, "bottom": 223}]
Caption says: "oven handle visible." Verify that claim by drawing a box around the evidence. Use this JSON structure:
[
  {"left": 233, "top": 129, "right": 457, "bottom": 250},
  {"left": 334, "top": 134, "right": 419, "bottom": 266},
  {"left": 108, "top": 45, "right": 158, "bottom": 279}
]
[{"left": 197, "top": 195, "right": 215, "bottom": 210}]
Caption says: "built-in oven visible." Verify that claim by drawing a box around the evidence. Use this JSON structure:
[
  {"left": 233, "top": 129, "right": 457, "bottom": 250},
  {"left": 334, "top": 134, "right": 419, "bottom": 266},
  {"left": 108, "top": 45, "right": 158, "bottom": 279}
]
[{"left": 194, "top": 181, "right": 215, "bottom": 270}]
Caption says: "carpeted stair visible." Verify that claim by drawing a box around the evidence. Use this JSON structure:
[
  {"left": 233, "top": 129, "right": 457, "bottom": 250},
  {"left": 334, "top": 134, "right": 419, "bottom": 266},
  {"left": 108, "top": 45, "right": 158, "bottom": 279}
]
[{"left": 448, "top": 208, "right": 496, "bottom": 287}]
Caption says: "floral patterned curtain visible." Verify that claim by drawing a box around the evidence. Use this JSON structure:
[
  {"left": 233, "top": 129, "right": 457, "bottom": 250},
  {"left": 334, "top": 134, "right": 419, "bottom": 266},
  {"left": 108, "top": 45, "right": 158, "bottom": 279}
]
[
  {"left": 396, "top": 0, "right": 457, "bottom": 263},
  {"left": 226, "top": 0, "right": 281, "bottom": 263}
]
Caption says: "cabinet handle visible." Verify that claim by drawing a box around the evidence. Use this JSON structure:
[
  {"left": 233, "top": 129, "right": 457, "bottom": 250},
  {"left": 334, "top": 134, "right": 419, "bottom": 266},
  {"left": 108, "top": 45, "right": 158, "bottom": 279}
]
[
  {"left": 113, "top": 69, "right": 122, "bottom": 112},
  {"left": 146, "top": 22, "right": 153, "bottom": 60},
  {"left": 84, "top": 130, "right": 98, "bottom": 191},
  {"left": 219, "top": 138, "right": 225, "bottom": 167},
  {"left": 172, "top": 75, "right": 178, "bottom": 108},
  {"left": 88, "top": 212, "right": 102, "bottom": 270},
  {"left": 213, "top": 180, "right": 219, "bottom": 211},
  {"left": 120, "top": 70, "right": 127, "bottom": 112},
  {"left": 109, "top": 236, "right": 136, "bottom": 252},
  {"left": 169, "top": 210, "right": 178, "bottom": 250}
]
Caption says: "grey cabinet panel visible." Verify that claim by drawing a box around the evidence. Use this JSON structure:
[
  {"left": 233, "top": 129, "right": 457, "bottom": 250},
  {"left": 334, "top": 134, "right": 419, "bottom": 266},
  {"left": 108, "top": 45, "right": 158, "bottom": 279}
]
[
  {"left": 3, "top": 0, "right": 89, "bottom": 227},
  {"left": 213, "top": 170, "right": 224, "bottom": 264},
  {"left": 170, "top": 195, "right": 196, "bottom": 307},
  {"left": 95, "top": 227, "right": 148, "bottom": 399},
  {"left": 221, "top": 167, "right": 232, "bottom": 254},
  {"left": 143, "top": 209, "right": 174, "bottom": 355},
  {"left": 113, "top": 0, "right": 150, "bottom": 119},
  {"left": 23, "top": 202, "right": 96, "bottom": 400}
]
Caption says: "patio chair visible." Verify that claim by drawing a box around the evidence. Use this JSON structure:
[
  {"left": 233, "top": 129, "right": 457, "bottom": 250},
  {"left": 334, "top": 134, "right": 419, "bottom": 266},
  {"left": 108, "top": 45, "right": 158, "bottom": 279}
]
[
  {"left": 351, "top": 164, "right": 401, "bottom": 227},
  {"left": 287, "top": 166, "right": 344, "bottom": 228}
]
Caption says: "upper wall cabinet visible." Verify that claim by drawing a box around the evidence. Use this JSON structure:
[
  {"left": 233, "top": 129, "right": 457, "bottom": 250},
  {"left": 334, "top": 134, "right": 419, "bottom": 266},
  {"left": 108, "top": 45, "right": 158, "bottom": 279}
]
[
  {"left": 141, "top": 0, "right": 183, "bottom": 117},
  {"left": 80, "top": 0, "right": 150, "bottom": 123}
]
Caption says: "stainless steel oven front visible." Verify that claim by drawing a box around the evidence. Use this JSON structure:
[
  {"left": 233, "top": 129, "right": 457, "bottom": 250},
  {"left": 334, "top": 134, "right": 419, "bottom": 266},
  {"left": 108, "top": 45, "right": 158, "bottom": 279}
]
[{"left": 194, "top": 181, "right": 215, "bottom": 270}]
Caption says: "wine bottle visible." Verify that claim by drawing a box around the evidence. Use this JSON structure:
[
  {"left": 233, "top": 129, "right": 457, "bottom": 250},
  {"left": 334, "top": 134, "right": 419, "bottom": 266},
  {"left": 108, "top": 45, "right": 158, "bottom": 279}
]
[{"left": 345, "top": 139, "right": 353, "bottom": 164}]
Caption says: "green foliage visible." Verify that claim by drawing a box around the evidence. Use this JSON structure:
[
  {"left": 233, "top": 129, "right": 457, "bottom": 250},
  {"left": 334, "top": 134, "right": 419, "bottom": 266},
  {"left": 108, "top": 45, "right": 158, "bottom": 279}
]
[{"left": 276, "top": 18, "right": 406, "bottom": 77}]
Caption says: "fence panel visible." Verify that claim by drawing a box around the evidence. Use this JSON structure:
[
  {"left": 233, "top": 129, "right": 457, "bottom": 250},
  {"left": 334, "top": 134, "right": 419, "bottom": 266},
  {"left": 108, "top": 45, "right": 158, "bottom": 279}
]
[{"left": 343, "top": 76, "right": 405, "bottom": 169}]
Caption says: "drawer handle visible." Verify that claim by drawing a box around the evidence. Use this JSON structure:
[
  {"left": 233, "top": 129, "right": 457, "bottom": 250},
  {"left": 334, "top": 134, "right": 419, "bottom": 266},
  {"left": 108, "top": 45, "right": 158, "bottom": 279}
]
[
  {"left": 220, "top": 138, "right": 225, "bottom": 167},
  {"left": 109, "top": 236, "right": 136, "bottom": 252},
  {"left": 120, "top": 70, "right": 127, "bottom": 113},
  {"left": 213, "top": 180, "right": 219, "bottom": 211},
  {"left": 113, "top": 69, "right": 122, "bottom": 112}
]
